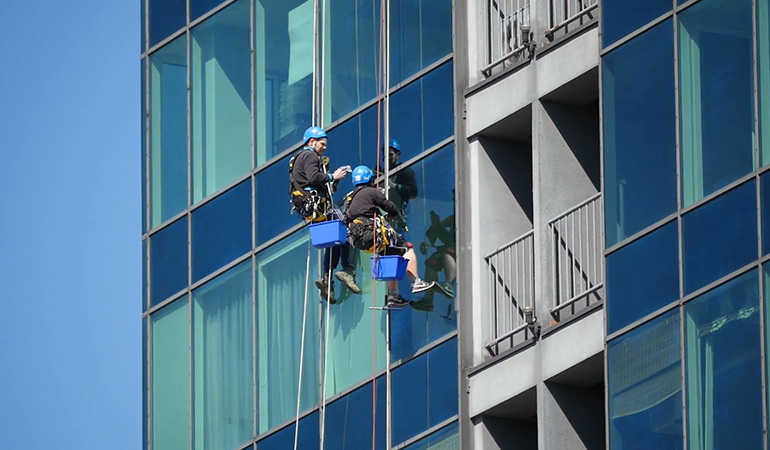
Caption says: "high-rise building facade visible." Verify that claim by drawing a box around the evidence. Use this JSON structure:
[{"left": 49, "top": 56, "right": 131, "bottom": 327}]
[{"left": 142, "top": 0, "right": 770, "bottom": 448}]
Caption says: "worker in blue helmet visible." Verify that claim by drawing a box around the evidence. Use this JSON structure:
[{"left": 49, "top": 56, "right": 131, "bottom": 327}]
[
  {"left": 377, "top": 138, "right": 417, "bottom": 233},
  {"left": 342, "top": 165, "right": 435, "bottom": 307},
  {"left": 289, "top": 126, "right": 359, "bottom": 303}
]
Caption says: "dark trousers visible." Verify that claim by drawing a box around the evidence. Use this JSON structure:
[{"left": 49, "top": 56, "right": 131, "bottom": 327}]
[{"left": 322, "top": 243, "right": 355, "bottom": 275}]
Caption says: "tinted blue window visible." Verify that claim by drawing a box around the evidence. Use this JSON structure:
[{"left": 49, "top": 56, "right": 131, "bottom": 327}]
[
  {"left": 602, "top": 0, "right": 671, "bottom": 47},
  {"left": 390, "top": 0, "right": 453, "bottom": 86},
  {"left": 684, "top": 270, "right": 762, "bottom": 449},
  {"left": 255, "top": 154, "right": 296, "bottom": 246},
  {"left": 149, "top": 36, "right": 188, "bottom": 228},
  {"left": 324, "top": 0, "right": 382, "bottom": 125},
  {"left": 390, "top": 61, "right": 454, "bottom": 162},
  {"left": 402, "top": 422, "right": 459, "bottom": 450},
  {"left": 603, "top": 21, "right": 677, "bottom": 247},
  {"left": 683, "top": 181, "right": 757, "bottom": 294},
  {"left": 679, "top": 0, "right": 755, "bottom": 206},
  {"left": 150, "top": 217, "right": 188, "bottom": 305},
  {"left": 761, "top": 173, "right": 770, "bottom": 255},
  {"left": 608, "top": 310, "right": 682, "bottom": 450},
  {"left": 192, "top": 180, "right": 251, "bottom": 282},
  {"left": 142, "top": 58, "right": 148, "bottom": 234},
  {"left": 143, "top": 240, "right": 149, "bottom": 311},
  {"left": 142, "top": 318, "right": 148, "bottom": 450},
  {"left": 257, "top": 411, "right": 319, "bottom": 450},
  {"left": 190, "top": 0, "right": 222, "bottom": 21},
  {"left": 327, "top": 105, "right": 382, "bottom": 204},
  {"left": 325, "top": 378, "right": 386, "bottom": 450},
  {"left": 606, "top": 222, "right": 679, "bottom": 334},
  {"left": 254, "top": 0, "right": 314, "bottom": 166},
  {"left": 392, "top": 338, "right": 458, "bottom": 446},
  {"left": 149, "top": 0, "right": 186, "bottom": 47}
]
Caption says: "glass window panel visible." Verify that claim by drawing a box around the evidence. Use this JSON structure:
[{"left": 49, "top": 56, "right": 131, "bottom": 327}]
[
  {"left": 191, "top": 0, "right": 252, "bottom": 204},
  {"left": 149, "top": 0, "right": 186, "bottom": 47},
  {"left": 402, "top": 422, "right": 459, "bottom": 450},
  {"left": 256, "top": 411, "right": 319, "bottom": 450},
  {"left": 760, "top": 0, "right": 770, "bottom": 166},
  {"left": 326, "top": 104, "right": 381, "bottom": 195},
  {"left": 152, "top": 298, "right": 190, "bottom": 450},
  {"left": 150, "top": 36, "right": 188, "bottom": 228},
  {"left": 255, "top": 0, "right": 314, "bottom": 165},
  {"left": 142, "top": 0, "right": 147, "bottom": 52},
  {"left": 682, "top": 181, "right": 757, "bottom": 294},
  {"left": 601, "top": 0, "right": 671, "bottom": 48},
  {"left": 389, "top": 145, "right": 456, "bottom": 360},
  {"left": 762, "top": 173, "right": 770, "bottom": 255},
  {"left": 392, "top": 338, "right": 458, "bottom": 446},
  {"left": 679, "top": 0, "right": 755, "bottom": 206},
  {"left": 255, "top": 154, "right": 298, "bottom": 246},
  {"left": 191, "top": 0, "right": 223, "bottom": 21},
  {"left": 323, "top": 0, "right": 383, "bottom": 125},
  {"left": 143, "top": 240, "right": 149, "bottom": 311},
  {"left": 322, "top": 250, "right": 387, "bottom": 397},
  {"left": 143, "top": 318, "right": 148, "bottom": 450},
  {"left": 193, "top": 262, "right": 254, "bottom": 449},
  {"left": 150, "top": 217, "right": 188, "bottom": 306},
  {"left": 603, "top": 21, "right": 676, "bottom": 247},
  {"left": 608, "top": 310, "right": 682, "bottom": 450},
  {"left": 192, "top": 180, "right": 252, "bottom": 282},
  {"left": 765, "top": 266, "right": 770, "bottom": 442},
  {"left": 390, "top": 61, "right": 454, "bottom": 162},
  {"left": 256, "top": 231, "right": 320, "bottom": 434},
  {"left": 390, "top": 0, "right": 452, "bottom": 87},
  {"left": 606, "top": 222, "right": 679, "bottom": 334},
  {"left": 685, "top": 270, "right": 762, "bottom": 449},
  {"left": 143, "top": 58, "right": 148, "bottom": 234},
  {"left": 325, "top": 377, "right": 386, "bottom": 450}
]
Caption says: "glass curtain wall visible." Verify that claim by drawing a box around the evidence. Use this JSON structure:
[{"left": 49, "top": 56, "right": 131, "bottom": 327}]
[{"left": 142, "top": 0, "right": 456, "bottom": 447}]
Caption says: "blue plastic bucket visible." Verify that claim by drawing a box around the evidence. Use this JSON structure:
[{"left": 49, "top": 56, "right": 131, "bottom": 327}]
[
  {"left": 370, "top": 256, "right": 408, "bottom": 281},
  {"left": 309, "top": 220, "right": 347, "bottom": 248}
]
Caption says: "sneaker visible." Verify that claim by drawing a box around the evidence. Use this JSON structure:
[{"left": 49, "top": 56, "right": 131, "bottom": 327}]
[
  {"left": 335, "top": 270, "right": 361, "bottom": 294},
  {"left": 410, "top": 297, "right": 434, "bottom": 312},
  {"left": 315, "top": 277, "right": 336, "bottom": 304},
  {"left": 436, "top": 282, "right": 454, "bottom": 298},
  {"left": 411, "top": 278, "right": 436, "bottom": 294},
  {"left": 385, "top": 294, "right": 409, "bottom": 308}
]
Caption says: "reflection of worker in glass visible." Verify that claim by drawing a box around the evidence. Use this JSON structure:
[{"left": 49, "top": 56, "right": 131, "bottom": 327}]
[
  {"left": 344, "top": 165, "right": 435, "bottom": 307},
  {"left": 411, "top": 210, "right": 456, "bottom": 312},
  {"left": 378, "top": 139, "right": 417, "bottom": 233},
  {"left": 289, "top": 126, "right": 359, "bottom": 303}
]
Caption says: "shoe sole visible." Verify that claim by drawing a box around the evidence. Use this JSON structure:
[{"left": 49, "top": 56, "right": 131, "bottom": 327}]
[
  {"left": 411, "top": 282, "right": 436, "bottom": 294},
  {"left": 334, "top": 272, "right": 362, "bottom": 294},
  {"left": 436, "top": 284, "right": 454, "bottom": 298},
  {"left": 315, "top": 280, "right": 336, "bottom": 304}
]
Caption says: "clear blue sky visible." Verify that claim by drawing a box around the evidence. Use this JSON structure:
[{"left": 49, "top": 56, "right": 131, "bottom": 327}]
[{"left": 0, "top": 1, "right": 141, "bottom": 448}]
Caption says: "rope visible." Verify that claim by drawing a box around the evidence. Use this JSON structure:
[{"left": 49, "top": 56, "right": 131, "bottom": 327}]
[
  {"left": 320, "top": 249, "right": 333, "bottom": 448},
  {"left": 293, "top": 239, "right": 313, "bottom": 450}
]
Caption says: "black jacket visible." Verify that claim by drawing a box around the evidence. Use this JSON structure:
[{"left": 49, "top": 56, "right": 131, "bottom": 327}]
[
  {"left": 345, "top": 186, "right": 399, "bottom": 221},
  {"left": 390, "top": 162, "right": 418, "bottom": 201},
  {"left": 291, "top": 148, "right": 333, "bottom": 193}
]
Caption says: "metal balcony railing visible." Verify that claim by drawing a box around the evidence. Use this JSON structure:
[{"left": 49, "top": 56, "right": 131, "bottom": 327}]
[
  {"left": 545, "top": 0, "right": 598, "bottom": 39},
  {"left": 548, "top": 193, "right": 603, "bottom": 321},
  {"left": 484, "top": 230, "right": 536, "bottom": 356},
  {"left": 483, "top": 0, "right": 531, "bottom": 77}
]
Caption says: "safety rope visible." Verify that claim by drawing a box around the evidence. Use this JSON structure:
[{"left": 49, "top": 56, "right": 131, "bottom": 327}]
[
  {"left": 293, "top": 238, "right": 312, "bottom": 450},
  {"left": 319, "top": 248, "right": 333, "bottom": 449}
]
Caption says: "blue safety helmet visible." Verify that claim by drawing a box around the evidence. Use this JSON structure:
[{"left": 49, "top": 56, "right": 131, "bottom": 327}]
[
  {"left": 388, "top": 138, "right": 401, "bottom": 153},
  {"left": 303, "top": 126, "right": 327, "bottom": 144},
  {"left": 352, "top": 165, "right": 374, "bottom": 186}
]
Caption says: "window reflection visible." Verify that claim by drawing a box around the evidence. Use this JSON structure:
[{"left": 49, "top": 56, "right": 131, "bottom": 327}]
[
  {"left": 325, "top": 378, "right": 386, "bottom": 450},
  {"left": 603, "top": 21, "right": 676, "bottom": 247},
  {"left": 685, "top": 270, "right": 762, "bottom": 450},
  {"left": 191, "top": 0, "right": 252, "bottom": 204},
  {"left": 256, "top": 231, "right": 320, "bottom": 433},
  {"left": 323, "top": 0, "right": 383, "bottom": 125},
  {"left": 150, "top": 36, "right": 188, "bottom": 228},
  {"left": 257, "top": 411, "right": 320, "bottom": 450},
  {"left": 150, "top": 216, "right": 188, "bottom": 306},
  {"left": 390, "top": 0, "right": 452, "bottom": 86},
  {"left": 255, "top": 0, "right": 315, "bottom": 165},
  {"left": 149, "top": 0, "right": 185, "bottom": 47},
  {"left": 608, "top": 310, "right": 682, "bottom": 449},
  {"left": 759, "top": 0, "right": 770, "bottom": 165},
  {"left": 602, "top": 0, "right": 671, "bottom": 47},
  {"left": 679, "top": 0, "right": 754, "bottom": 206},
  {"left": 256, "top": 154, "right": 298, "bottom": 246},
  {"left": 402, "top": 422, "right": 459, "bottom": 450}
]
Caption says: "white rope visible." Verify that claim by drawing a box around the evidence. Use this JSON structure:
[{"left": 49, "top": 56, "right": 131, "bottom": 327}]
[
  {"left": 293, "top": 239, "right": 313, "bottom": 450},
  {"left": 319, "top": 249, "right": 334, "bottom": 449}
]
